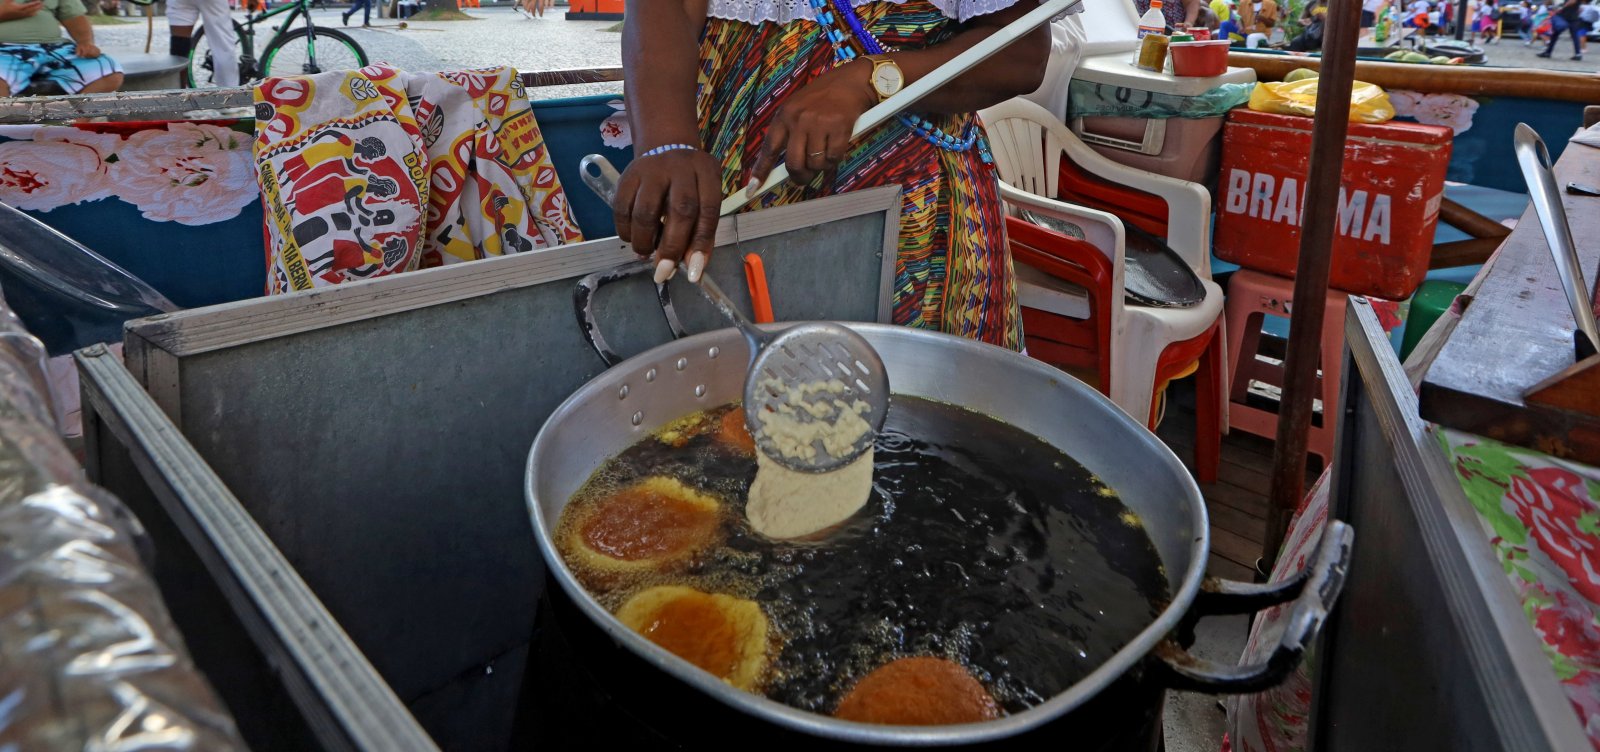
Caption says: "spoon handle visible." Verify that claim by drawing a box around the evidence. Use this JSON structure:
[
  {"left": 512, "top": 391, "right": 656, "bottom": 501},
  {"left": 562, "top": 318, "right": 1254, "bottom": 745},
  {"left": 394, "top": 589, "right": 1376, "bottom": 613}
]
[{"left": 696, "top": 274, "right": 769, "bottom": 359}]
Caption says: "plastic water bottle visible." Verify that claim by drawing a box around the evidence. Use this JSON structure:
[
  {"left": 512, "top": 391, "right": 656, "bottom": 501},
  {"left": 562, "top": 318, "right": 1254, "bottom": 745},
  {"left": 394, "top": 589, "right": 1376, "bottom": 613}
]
[
  {"left": 1374, "top": 6, "right": 1390, "bottom": 44},
  {"left": 1132, "top": 0, "right": 1168, "bottom": 64},
  {"left": 1137, "top": 0, "right": 1167, "bottom": 37}
]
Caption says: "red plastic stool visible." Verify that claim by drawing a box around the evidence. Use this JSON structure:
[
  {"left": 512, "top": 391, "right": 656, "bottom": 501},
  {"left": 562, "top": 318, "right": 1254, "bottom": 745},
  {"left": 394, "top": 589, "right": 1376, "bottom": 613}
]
[{"left": 1223, "top": 269, "right": 1347, "bottom": 468}]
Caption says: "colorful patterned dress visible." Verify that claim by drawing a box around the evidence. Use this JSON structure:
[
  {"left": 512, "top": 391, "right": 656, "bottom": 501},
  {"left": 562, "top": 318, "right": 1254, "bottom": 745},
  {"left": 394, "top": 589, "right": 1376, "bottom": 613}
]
[{"left": 697, "top": 0, "right": 1023, "bottom": 349}]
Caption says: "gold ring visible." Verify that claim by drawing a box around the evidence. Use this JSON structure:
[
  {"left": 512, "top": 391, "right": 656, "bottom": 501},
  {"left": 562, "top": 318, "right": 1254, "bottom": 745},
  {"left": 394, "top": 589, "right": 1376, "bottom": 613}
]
[{"left": 809, "top": 151, "right": 826, "bottom": 157}]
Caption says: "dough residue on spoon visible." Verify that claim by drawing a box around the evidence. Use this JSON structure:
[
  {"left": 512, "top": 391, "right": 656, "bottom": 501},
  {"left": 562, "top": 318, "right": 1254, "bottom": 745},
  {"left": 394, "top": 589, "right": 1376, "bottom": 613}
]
[{"left": 755, "top": 378, "right": 872, "bottom": 463}]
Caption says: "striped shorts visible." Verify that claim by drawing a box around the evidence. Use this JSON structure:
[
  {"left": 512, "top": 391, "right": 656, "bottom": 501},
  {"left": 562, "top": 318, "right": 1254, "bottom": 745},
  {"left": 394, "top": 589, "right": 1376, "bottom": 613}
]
[{"left": 0, "top": 42, "right": 121, "bottom": 95}]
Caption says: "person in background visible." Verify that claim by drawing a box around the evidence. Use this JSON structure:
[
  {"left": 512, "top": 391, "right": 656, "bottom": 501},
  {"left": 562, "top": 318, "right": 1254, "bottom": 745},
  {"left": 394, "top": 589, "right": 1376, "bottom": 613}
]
[
  {"left": 1237, "top": 0, "right": 1279, "bottom": 46},
  {"left": 169, "top": 0, "right": 239, "bottom": 86},
  {"left": 1404, "top": 0, "right": 1431, "bottom": 27},
  {"left": 1537, "top": 0, "right": 1583, "bottom": 58},
  {"left": 1523, "top": 0, "right": 1541, "bottom": 41},
  {"left": 1362, "top": 0, "right": 1386, "bottom": 27},
  {"left": 1288, "top": 0, "right": 1326, "bottom": 49},
  {"left": 1135, "top": 0, "right": 1201, "bottom": 29},
  {"left": 1196, "top": 4, "right": 1219, "bottom": 28},
  {"left": 1577, "top": 0, "right": 1598, "bottom": 53},
  {"left": 1217, "top": 2, "right": 1245, "bottom": 42},
  {"left": 0, "top": 0, "right": 122, "bottom": 96},
  {"left": 1474, "top": 0, "right": 1501, "bottom": 41},
  {"left": 343, "top": 0, "right": 371, "bottom": 25}
]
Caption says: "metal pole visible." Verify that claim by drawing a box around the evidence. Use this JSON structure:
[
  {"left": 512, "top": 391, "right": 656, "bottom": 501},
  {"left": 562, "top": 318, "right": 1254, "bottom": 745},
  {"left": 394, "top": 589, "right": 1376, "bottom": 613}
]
[
  {"left": 1456, "top": 0, "right": 1469, "bottom": 39},
  {"left": 1263, "top": 0, "right": 1365, "bottom": 565}
]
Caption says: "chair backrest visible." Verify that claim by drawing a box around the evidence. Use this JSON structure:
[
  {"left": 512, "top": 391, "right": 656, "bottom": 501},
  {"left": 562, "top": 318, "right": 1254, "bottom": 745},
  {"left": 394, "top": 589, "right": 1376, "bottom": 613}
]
[
  {"left": 982, "top": 98, "right": 1067, "bottom": 200},
  {"left": 1006, "top": 215, "right": 1116, "bottom": 392},
  {"left": 981, "top": 97, "right": 1214, "bottom": 279}
]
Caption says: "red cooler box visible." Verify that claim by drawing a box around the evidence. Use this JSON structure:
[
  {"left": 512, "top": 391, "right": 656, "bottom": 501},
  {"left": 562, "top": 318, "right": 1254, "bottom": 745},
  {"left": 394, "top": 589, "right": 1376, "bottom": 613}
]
[{"left": 1214, "top": 109, "right": 1452, "bottom": 301}]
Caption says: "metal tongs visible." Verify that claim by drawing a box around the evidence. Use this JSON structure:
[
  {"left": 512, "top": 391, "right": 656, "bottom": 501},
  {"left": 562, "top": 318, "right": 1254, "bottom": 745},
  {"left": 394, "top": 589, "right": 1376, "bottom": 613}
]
[{"left": 1514, "top": 123, "right": 1600, "bottom": 356}]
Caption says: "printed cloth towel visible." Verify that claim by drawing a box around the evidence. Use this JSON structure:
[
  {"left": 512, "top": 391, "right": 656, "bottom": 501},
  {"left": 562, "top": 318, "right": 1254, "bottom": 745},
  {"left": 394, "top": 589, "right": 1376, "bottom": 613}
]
[
  {"left": 254, "top": 64, "right": 583, "bottom": 294},
  {"left": 1437, "top": 428, "right": 1600, "bottom": 749},
  {"left": 1224, "top": 466, "right": 1332, "bottom": 752}
]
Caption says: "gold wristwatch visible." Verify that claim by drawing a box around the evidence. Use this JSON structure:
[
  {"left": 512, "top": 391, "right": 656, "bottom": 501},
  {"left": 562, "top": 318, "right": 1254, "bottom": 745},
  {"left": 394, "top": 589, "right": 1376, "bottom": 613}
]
[{"left": 865, "top": 55, "right": 905, "bottom": 101}]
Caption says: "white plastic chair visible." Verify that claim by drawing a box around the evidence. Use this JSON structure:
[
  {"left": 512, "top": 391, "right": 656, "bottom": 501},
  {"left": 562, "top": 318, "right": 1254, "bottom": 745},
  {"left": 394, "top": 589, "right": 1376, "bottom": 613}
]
[{"left": 980, "top": 98, "right": 1228, "bottom": 475}]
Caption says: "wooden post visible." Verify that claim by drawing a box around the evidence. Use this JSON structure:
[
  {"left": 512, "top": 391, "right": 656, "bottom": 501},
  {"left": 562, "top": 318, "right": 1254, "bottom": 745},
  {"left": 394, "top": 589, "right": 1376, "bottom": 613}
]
[{"left": 1263, "top": 0, "right": 1365, "bottom": 565}]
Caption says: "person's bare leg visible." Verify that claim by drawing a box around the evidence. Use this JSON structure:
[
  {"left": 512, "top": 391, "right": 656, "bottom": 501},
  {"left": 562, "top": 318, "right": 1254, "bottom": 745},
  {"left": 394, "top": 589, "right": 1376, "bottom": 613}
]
[
  {"left": 79, "top": 72, "right": 123, "bottom": 94},
  {"left": 0, "top": 81, "right": 11, "bottom": 97}
]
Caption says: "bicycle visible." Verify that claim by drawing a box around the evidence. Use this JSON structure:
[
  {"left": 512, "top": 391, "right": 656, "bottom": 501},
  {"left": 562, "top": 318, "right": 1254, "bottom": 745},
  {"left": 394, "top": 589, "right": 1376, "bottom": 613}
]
[{"left": 180, "top": 0, "right": 369, "bottom": 87}]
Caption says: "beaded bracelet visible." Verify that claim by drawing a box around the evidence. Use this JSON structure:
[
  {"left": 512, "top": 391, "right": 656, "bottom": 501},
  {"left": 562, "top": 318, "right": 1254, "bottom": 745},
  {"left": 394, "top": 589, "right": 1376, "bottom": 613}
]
[{"left": 639, "top": 143, "right": 699, "bottom": 159}]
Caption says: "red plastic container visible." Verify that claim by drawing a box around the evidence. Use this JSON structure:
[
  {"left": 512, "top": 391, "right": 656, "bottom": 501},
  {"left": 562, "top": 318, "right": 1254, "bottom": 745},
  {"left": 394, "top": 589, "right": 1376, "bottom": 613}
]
[
  {"left": 1214, "top": 109, "right": 1453, "bottom": 300},
  {"left": 1169, "top": 40, "right": 1230, "bottom": 77}
]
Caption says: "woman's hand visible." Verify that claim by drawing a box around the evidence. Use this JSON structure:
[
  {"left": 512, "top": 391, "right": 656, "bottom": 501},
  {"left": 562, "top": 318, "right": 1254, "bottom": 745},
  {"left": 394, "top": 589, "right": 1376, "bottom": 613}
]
[
  {"left": 614, "top": 147, "right": 724, "bottom": 281},
  {"left": 750, "top": 61, "right": 877, "bottom": 187}
]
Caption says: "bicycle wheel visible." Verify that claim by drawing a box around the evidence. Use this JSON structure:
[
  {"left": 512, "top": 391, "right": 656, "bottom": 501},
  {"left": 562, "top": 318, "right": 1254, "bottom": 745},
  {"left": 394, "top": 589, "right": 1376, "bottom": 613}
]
[
  {"left": 261, "top": 27, "right": 368, "bottom": 78},
  {"left": 185, "top": 21, "right": 254, "bottom": 88}
]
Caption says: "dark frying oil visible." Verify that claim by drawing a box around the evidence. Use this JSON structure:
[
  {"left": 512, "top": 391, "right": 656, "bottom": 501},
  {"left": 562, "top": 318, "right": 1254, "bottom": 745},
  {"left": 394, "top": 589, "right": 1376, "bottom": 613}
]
[{"left": 560, "top": 396, "right": 1168, "bottom": 717}]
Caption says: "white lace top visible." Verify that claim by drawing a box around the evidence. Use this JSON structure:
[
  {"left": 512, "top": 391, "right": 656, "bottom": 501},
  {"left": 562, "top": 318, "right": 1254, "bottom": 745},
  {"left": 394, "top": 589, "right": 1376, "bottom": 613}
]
[{"left": 706, "top": 0, "right": 1030, "bottom": 25}]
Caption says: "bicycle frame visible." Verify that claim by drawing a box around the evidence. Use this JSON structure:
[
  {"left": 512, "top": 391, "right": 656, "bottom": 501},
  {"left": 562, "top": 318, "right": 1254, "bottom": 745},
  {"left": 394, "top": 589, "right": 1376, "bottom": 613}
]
[{"left": 240, "top": 0, "right": 328, "bottom": 61}]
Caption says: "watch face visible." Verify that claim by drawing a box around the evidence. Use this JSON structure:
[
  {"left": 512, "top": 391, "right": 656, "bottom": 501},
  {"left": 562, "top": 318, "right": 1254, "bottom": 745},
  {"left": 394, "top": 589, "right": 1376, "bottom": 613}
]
[{"left": 873, "top": 63, "right": 904, "bottom": 96}]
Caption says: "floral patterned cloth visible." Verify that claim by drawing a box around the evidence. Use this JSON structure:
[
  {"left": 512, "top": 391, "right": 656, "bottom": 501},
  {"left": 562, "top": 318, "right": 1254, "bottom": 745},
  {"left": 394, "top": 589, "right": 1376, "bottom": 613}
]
[
  {"left": 254, "top": 64, "right": 583, "bottom": 294},
  {"left": 1226, "top": 430, "right": 1600, "bottom": 751},
  {"left": 0, "top": 120, "right": 256, "bottom": 225},
  {"left": 1388, "top": 90, "right": 1482, "bottom": 136},
  {"left": 1438, "top": 428, "right": 1600, "bottom": 748}
]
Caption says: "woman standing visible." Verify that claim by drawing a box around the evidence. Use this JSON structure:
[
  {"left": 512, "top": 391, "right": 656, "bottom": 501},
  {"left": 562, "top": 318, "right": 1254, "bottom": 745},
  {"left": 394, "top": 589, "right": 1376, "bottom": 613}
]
[{"left": 613, "top": 1, "right": 1050, "bottom": 349}]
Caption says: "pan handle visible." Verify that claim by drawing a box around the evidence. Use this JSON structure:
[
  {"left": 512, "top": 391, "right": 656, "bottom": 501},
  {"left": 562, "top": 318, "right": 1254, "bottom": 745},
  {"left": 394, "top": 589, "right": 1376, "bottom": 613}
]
[
  {"left": 1152, "top": 520, "right": 1353, "bottom": 694},
  {"left": 574, "top": 260, "right": 688, "bottom": 367}
]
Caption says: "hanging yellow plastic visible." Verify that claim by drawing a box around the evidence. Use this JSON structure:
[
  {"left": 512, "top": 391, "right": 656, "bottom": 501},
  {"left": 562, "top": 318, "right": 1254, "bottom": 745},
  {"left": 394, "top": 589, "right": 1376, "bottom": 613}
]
[{"left": 1247, "top": 78, "right": 1397, "bottom": 124}]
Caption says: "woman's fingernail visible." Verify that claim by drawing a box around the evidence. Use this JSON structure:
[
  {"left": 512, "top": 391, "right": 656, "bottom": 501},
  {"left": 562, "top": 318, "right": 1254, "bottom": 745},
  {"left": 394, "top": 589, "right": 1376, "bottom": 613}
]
[
  {"left": 745, "top": 177, "right": 761, "bottom": 198},
  {"left": 653, "top": 258, "right": 677, "bottom": 284},
  {"left": 686, "top": 251, "right": 708, "bottom": 282}
]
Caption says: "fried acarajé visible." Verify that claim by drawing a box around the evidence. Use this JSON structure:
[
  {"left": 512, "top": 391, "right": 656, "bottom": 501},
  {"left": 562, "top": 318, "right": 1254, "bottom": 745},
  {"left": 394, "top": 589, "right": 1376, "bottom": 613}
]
[
  {"left": 616, "top": 585, "right": 770, "bottom": 690},
  {"left": 834, "top": 657, "right": 999, "bottom": 726},
  {"left": 563, "top": 477, "right": 721, "bottom": 574},
  {"left": 715, "top": 407, "right": 756, "bottom": 454}
]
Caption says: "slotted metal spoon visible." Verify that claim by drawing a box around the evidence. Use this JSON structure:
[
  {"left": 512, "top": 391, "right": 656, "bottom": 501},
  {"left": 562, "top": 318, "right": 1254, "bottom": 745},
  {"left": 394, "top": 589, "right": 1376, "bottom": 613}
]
[
  {"left": 697, "top": 275, "right": 889, "bottom": 472},
  {"left": 579, "top": 154, "right": 889, "bottom": 472}
]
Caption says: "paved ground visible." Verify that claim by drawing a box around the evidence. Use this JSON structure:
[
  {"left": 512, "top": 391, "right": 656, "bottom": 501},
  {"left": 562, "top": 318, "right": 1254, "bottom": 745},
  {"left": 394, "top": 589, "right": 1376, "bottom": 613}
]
[
  {"left": 92, "top": 5, "right": 1595, "bottom": 99},
  {"left": 1441, "top": 30, "right": 1599, "bottom": 72},
  {"left": 92, "top": 5, "right": 624, "bottom": 99}
]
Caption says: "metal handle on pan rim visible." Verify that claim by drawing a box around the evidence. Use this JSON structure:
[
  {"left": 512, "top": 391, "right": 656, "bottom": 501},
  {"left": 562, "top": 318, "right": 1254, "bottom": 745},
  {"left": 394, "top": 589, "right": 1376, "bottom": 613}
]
[
  {"left": 573, "top": 154, "right": 688, "bottom": 366},
  {"left": 574, "top": 261, "right": 688, "bottom": 368},
  {"left": 578, "top": 154, "right": 622, "bottom": 210},
  {"left": 1152, "top": 520, "right": 1353, "bottom": 694}
]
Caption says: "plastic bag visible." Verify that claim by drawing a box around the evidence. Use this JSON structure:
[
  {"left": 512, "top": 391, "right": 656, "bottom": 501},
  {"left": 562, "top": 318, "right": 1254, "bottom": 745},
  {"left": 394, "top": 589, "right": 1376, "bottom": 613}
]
[
  {"left": 1068, "top": 80, "right": 1255, "bottom": 120},
  {"left": 1247, "top": 79, "right": 1396, "bottom": 123}
]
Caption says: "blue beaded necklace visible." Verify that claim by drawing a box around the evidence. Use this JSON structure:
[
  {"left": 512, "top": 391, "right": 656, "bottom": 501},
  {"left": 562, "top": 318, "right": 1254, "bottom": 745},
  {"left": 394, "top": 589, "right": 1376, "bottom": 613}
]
[{"left": 806, "top": 0, "right": 994, "bottom": 166}]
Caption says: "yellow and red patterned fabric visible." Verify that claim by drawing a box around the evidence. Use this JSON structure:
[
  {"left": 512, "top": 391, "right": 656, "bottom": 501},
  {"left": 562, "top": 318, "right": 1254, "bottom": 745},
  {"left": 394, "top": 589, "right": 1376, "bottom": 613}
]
[
  {"left": 696, "top": 2, "right": 1021, "bottom": 349},
  {"left": 254, "top": 64, "right": 583, "bottom": 295}
]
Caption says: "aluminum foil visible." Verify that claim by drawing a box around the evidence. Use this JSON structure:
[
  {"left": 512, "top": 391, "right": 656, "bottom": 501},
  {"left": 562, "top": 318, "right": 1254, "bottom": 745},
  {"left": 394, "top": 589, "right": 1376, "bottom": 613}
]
[{"left": 0, "top": 289, "right": 245, "bottom": 750}]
